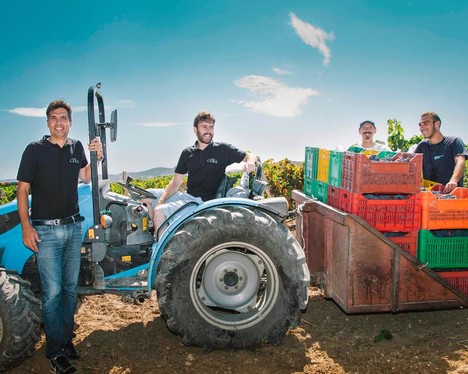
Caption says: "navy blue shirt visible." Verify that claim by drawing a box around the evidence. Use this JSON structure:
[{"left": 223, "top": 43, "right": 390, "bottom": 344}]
[
  {"left": 17, "top": 136, "right": 88, "bottom": 220},
  {"left": 175, "top": 142, "right": 246, "bottom": 201},
  {"left": 415, "top": 136, "right": 468, "bottom": 186}
]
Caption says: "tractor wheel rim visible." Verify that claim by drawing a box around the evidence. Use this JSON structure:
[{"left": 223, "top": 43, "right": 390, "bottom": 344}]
[{"left": 189, "top": 241, "right": 279, "bottom": 331}]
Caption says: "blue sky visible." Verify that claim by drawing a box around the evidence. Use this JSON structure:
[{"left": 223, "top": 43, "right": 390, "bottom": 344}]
[{"left": 1, "top": 0, "right": 467, "bottom": 179}]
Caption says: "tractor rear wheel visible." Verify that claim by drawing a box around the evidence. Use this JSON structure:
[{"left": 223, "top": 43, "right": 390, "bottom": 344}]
[
  {"left": 155, "top": 206, "right": 309, "bottom": 350},
  {"left": 0, "top": 268, "right": 41, "bottom": 371}
]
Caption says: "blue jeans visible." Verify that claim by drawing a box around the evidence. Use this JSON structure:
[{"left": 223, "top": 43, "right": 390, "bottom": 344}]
[{"left": 35, "top": 222, "right": 82, "bottom": 359}]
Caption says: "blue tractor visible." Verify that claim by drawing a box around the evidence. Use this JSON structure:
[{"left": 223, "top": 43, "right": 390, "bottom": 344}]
[{"left": 0, "top": 84, "right": 310, "bottom": 371}]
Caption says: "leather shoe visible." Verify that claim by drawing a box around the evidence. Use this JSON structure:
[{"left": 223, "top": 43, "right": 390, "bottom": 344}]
[{"left": 49, "top": 355, "right": 76, "bottom": 373}]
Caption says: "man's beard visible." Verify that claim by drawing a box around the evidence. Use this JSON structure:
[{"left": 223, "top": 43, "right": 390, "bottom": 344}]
[{"left": 197, "top": 133, "right": 212, "bottom": 144}]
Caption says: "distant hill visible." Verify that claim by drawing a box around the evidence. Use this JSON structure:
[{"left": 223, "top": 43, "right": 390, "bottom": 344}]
[{"left": 108, "top": 167, "right": 174, "bottom": 182}]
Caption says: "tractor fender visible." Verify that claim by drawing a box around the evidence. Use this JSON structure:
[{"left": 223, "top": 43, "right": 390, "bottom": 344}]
[{"left": 146, "top": 196, "right": 288, "bottom": 292}]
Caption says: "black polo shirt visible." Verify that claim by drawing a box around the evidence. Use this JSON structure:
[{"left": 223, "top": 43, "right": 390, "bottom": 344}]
[
  {"left": 17, "top": 136, "right": 88, "bottom": 220},
  {"left": 175, "top": 141, "right": 246, "bottom": 201}
]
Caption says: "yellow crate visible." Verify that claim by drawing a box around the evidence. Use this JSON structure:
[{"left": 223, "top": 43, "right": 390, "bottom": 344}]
[{"left": 317, "top": 148, "right": 330, "bottom": 183}]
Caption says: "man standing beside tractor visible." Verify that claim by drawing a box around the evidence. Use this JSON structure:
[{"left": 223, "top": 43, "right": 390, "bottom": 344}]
[
  {"left": 16, "top": 100, "right": 103, "bottom": 374},
  {"left": 144, "top": 110, "right": 257, "bottom": 232},
  {"left": 415, "top": 112, "right": 468, "bottom": 193}
]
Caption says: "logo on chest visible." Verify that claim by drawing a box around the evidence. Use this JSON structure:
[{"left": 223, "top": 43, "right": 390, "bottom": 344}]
[
  {"left": 69, "top": 158, "right": 80, "bottom": 164},
  {"left": 434, "top": 155, "right": 444, "bottom": 161},
  {"left": 206, "top": 158, "right": 218, "bottom": 164}
]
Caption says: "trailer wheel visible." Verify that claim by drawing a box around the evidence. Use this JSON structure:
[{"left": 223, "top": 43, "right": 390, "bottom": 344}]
[
  {"left": 155, "top": 206, "right": 309, "bottom": 350},
  {"left": 0, "top": 268, "right": 41, "bottom": 371}
]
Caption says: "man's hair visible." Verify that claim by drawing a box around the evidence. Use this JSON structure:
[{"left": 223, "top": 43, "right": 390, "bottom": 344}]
[
  {"left": 194, "top": 111, "right": 216, "bottom": 127},
  {"left": 46, "top": 100, "right": 72, "bottom": 121},
  {"left": 421, "top": 112, "right": 442, "bottom": 126}
]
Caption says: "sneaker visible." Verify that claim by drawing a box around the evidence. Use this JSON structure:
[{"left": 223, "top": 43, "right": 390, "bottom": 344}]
[
  {"left": 64, "top": 341, "right": 80, "bottom": 362},
  {"left": 49, "top": 355, "right": 76, "bottom": 373}
]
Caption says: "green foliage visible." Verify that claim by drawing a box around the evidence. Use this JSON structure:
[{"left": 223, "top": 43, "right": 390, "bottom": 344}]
[
  {"left": 0, "top": 183, "right": 17, "bottom": 206},
  {"left": 387, "top": 119, "right": 422, "bottom": 152},
  {"left": 262, "top": 159, "right": 304, "bottom": 208}
]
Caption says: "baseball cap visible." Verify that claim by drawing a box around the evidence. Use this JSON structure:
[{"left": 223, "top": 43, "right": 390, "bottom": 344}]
[{"left": 359, "top": 120, "right": 376, "bottom": 129}]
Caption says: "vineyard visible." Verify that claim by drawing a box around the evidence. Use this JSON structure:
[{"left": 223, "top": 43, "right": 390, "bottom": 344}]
[{"left": 0, "top": 159, "right": 304, "bottom": 207}]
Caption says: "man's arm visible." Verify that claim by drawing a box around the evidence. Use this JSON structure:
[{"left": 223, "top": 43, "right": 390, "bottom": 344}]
[
  {"left": 444, "top": 155, "right": 466, "bottom": 193},
  {"left": 157, "top": 173, "right": 184, "bottom": 205},
  {"left": 243, "top": 152, "right": 257, "bottom": 173},
  {"left": 79, "top": 138, "right": 103, "bottom": 183},
  {"left": 17, "top": 181, "right": 40, "bottom": 252}
]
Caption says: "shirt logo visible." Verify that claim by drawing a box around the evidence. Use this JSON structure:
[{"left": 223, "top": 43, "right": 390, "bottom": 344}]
[
  {"left": 434, "top": 155, "right": 444, "bottom": 161},
  {"left": 69, "top": 158, "right": 80, "bottom": 164},
  {"left": 206, "top": 158, "right": 218, "bottom": 164}
]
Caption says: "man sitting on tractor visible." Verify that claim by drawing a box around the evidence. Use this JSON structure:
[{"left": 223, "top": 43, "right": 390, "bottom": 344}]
[{"left": 143, "top": 110, "right": 256, "bottom": 232}]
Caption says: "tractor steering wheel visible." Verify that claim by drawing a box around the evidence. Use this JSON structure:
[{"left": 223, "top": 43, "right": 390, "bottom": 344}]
[{"left": 117, "top": 182, "right": 157, "bottom": 199}]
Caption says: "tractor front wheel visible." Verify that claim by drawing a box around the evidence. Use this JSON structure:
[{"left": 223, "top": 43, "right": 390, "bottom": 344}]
[{"left": 155, "top": 206, "right": 309, "bottom": 350}]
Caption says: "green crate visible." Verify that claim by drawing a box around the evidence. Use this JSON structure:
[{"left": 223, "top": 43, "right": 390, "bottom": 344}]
[
  {"left": 377, "top": 150, "right": 397, "bottom": 159},
  {"left": 312, "top": 179, "right": 329, "bottom": 204},
  {"left": 304, "top": 147, "right": 319, "bottom": 180},
  {"left": 347, "top": 145, "right": 364, "bottom": 153},
  {"left": 304, "top": 177, "right": 313, "bottom": 198},
  {"left": 328, "top": 150, "right": 344, "bottom": 187},
  {"left": 417, "top": 230, "right": 468, "bottom": 269}
]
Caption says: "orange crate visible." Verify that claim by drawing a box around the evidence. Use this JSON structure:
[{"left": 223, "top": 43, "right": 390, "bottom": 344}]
[
  {"left": 338, "top": 190, "right": 422, "bottom": 232},
  {"left": 341, "top": 151, "right": 422, "bottom": 194},
  {"left": 317, "top": 148, "right": 330, "bottom": 183},
  {"left": 437, "top": 270, "right": 468, "bottom": 296},
  {"left": 421, "top": 188, "right": 468, "bottom": 229},
  {"left": 384, "top": 231, "right": 418, "bottom": 257}
]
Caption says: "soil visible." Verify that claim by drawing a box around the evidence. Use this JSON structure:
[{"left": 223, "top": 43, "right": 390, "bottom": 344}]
[{"left": 8, "top": 220, "right": 468, "bottom": 374}]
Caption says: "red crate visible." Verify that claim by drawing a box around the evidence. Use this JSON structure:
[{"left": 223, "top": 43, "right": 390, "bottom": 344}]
[
  {"left": 341, "top": 151, "right": 422, "bottom": 194},
  {"left": 338, "top": 190, "right": 422, "bottom": 232},
  {"left": 384, "top": 231, "right": 418, "bottom": 257},
  {"left": 421, "top": 187, "right": 468, "bottom": 230},
  {"left": 327, "top": 185, "right": 340, "bottom": 209},
  {"left": 437, "top": 271, "right": 468, "bottom": 296}
]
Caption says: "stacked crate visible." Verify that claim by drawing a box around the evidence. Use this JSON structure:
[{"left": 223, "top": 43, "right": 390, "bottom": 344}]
[
  {"left": 327, "top": 149, "right": 422, "bottom": 256},
  {"left": 303, "top": 147, "right": 329, "bottom": 203},
  {"left": 418, "top": 187, "right": 468, "bottom": 295}
]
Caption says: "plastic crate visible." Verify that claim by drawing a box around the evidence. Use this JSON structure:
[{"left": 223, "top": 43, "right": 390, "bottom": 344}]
[
  {"left": 312, "top": 179, "right": 328, "bottom": 204},
  {"left": 327, "top": 185, "right": 340, "bottom": 209},
  {"left": 317, "top": 149, "right": 330, "bottom": 183},
  {"left": 341, "top": 151, "right": 422, "bottom": 194},
  {"left": 338, "top": 190, "right": 422, "bottom": 232},
  {"left": 418, "top": 230, "right": 468, "bottom": 269},
  {"left": 384, "top": 231, "right": 418, "bottom": 257},
  {"left": 328, "top": 151, "right": 344, "bottom": 187},
  {"left": 304, "top": 177, "right": 313, "bottom": 198},
  {"left": 437, "top": 270, "right": 468, "bottom": 296},
  {"left": 421, "top": 187, "right": 468, "bottom": 230},
  {"left": 304, "top": 147, "right": 319, "bottom": 180}
]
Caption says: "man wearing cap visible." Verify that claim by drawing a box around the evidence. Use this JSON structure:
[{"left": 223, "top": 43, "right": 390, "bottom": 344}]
[
  {"left": 349, "top": 120, "right": 391, "bottom": 151},
  {"left": 415, "top": 112, "right": 467, "bottom": 193}
]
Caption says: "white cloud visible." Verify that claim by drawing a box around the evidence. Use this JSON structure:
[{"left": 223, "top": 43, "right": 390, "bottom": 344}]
[
  {"left": 272, "top": 67, "right": 293, "bottom": 75},
  {"left": 8, "top": 107, "right": 46, "bottom": 117},
  {"left": 114, "top": 100, "right": 136, "bottom": 109},
  {"left": 233, "top": 75, "right": 318, "bottom": 118},
  {"left": 289, "top": 12, "right": 334, "bottom": 66},
  {"left": 133, "top": 122, "right": 181, "bottom": 128}
]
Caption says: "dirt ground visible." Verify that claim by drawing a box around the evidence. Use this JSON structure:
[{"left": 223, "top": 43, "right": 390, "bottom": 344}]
[
  {"left": 7, "top": 287, "right": 468, "bottom": 374},
  {"left": 7, "top": 219, "right": 468, "bottom": 374}
]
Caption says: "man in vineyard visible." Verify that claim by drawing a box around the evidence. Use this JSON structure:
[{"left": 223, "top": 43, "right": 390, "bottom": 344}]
[
  {"left": 143, "top": 110, "right": 256, "bottom": 233},
  {"left": 349, "top": 120, "right": 391, "bottom": 151},
  {"left": 415, "top": 112, "right": 467, "bottom": 193},
  {"left": 16, "top": 100, "right": 102, "bottom": 374}
]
